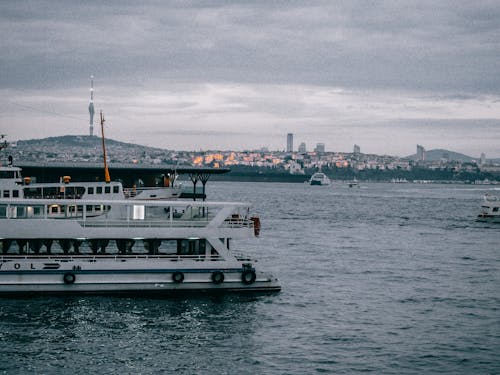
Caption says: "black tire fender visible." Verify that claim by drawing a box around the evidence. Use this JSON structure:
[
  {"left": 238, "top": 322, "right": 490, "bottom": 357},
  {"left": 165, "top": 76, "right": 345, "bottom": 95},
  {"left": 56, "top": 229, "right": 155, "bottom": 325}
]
[
  {"left": 241, "top": 269, "right": 256, "bottom": 285},
  {"left": 211, "top": 271, "right": 224, "bottom": 284},
  {"left": 63, "top": 272, "right": 76, "bottom": 284},
  {"left": 172, "top": 271, "right": 184, "bottom": 284}
]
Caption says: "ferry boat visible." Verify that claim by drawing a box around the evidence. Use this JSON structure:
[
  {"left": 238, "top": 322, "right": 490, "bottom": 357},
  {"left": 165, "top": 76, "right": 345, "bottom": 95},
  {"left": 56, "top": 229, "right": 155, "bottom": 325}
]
[
  {"left": 0, "top": 134, "right": 280, "bottom": 295},
  {"left": 477, "top": 194, "right": 500, "bottom": 223},
  {"left": 0, "top": 196, "right": 280, "bottom": 295},
  {"left": 309, "top": 172, "right": 331, "bottom": 186}
]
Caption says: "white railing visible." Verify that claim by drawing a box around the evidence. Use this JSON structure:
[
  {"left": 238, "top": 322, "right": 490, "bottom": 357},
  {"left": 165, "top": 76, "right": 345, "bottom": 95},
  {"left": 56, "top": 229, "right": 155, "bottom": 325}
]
[{"left": 0, "top": 254, "right": 226, "bottom": 262}]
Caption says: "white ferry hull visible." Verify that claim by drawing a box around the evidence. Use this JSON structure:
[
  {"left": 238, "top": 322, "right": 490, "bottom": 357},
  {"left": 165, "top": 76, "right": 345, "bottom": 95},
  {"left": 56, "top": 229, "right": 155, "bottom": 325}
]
[
  {"left": 0, "top": 199, "right": 281, "bottom": 295},
  {"left": 0, "top": 259, "right": 280, "bottom": 295}
]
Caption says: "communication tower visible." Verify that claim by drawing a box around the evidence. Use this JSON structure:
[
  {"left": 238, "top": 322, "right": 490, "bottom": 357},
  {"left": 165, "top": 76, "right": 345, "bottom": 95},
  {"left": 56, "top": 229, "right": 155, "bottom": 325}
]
[{"left": 88, "top": 75, "right": 95, "bottom": 136}]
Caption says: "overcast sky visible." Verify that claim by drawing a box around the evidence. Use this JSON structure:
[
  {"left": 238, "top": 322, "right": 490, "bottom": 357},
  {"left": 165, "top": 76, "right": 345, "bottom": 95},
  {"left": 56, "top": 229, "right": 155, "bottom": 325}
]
[{"left": 1, "top": 0, "right": 500, "bottom": 157}]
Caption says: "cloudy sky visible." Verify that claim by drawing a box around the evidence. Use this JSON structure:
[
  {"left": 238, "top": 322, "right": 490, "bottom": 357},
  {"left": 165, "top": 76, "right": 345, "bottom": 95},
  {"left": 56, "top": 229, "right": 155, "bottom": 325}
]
[{"left": 1, "top": 0, "right": 500, "bottom": 157}]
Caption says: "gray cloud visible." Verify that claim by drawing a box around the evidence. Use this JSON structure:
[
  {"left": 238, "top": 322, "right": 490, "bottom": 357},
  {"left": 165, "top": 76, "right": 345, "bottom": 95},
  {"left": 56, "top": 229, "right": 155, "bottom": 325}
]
[{"left": 1, "top": 1, "right": 499, "bottom": 156}]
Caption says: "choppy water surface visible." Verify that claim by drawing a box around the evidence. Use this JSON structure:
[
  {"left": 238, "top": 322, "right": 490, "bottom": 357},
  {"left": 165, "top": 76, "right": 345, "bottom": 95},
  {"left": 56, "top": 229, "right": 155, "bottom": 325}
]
[{"left": 0, "top": 182, "right": 499, "bottom": 374}]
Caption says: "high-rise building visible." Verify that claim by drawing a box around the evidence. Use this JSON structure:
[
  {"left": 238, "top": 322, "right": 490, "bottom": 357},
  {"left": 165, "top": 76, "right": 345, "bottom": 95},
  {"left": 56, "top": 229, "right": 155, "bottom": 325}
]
[
  {"left": 315, "top": 143, "right": 325, "bottom": 153},
  {"left": 480, "top": 153, "right": 486, "bottom": 165},
  {"left": 416, "top": 144, "right": 425, "bottom": 161},
  {"left": 286, "top": 133, "right": 294, "bottom": 153},
  {"left": 298, "top": 142, "right": 306, "bottom": 153},
  {"left": 354, "top": 144, "right": 360, "bottom": 154},
  {"left": 88, "top": 75, "right": 95, "bottom": 137}
]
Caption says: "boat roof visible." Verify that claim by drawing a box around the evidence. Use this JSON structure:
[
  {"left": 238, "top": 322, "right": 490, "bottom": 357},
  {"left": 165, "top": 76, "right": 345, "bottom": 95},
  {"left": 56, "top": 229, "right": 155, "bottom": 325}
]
[{"left": 0, "top": 198, "right": 251, "bottom": 207}]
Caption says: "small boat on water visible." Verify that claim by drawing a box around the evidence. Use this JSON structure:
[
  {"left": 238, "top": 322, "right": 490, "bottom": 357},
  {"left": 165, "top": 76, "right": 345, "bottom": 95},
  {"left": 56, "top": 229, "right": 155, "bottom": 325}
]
[
  {"left": 477, "top": 194, "right": 500, "bottom": 223},
  {"left": 309, "top": 172, "right": 331, "bottom": 186},
  {"left": 348, "top": 178, "right": 359, "bottom": 188}
]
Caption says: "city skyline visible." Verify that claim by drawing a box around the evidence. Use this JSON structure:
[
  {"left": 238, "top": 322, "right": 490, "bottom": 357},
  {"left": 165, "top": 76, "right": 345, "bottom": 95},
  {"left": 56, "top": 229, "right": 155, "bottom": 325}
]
[{"left": 2, "top": 1, "right": 500, "bottom": 157}]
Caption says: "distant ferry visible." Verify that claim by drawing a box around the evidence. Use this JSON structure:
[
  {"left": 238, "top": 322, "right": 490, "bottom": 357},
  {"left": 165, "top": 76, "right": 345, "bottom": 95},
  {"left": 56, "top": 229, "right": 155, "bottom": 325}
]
[
  {"left": 309, "top": 172, "right": 331, "bottom": 186},
  {"left": 477, "top": 194, "right": 500, "bottom": 223},
  {"left": 348, "top": 178, "right": 359, "bottom": 188}
]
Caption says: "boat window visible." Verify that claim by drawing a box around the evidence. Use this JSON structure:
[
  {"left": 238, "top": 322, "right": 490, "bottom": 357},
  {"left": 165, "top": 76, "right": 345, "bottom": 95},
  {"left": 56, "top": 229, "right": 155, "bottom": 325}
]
[
  {"left": 96, "top": 186, "right": 103, "bottom": 194},
  {"left": 88, "top": 187, "right": 94, "bottom": 194},
  {"left": 113, "top": 186, "right": 119, "bottom": 194},
  {"left": 95, "top": 205, "right": 101, "bottom": 212},
  {"left": 133, "top": 205, "right": 145, "bottom": 220},
  {"left": 3, "top": 190, "right": 9, "bottom": 198},
  {"left": 86, "top": 205, "right": 93, "bottom": 211},
  {"left": 65, "top": 186, "right": 85, "bottom": 199},
  {"left": 16, "top": 206, "right": 25, "bottom": 217},
  {"left": 0, "top": 205, "right": 6, "bottom": 218},
  {"left": 0, "top": 171, "right": 15, "bottom": 179},
  {"left": 69, "top": 205, "right": 76, "bottom": 213},
  {"left": 12, "top": 190, "right": 19, "bottom": 198},
  {"left": 493, "top": 207, "right": 499, "bottom": 212},
  {"left": 105, "top": 186, "right": 111, "bottom": 194},
  {"left": 50, "top": 205, "right": 59, "bottom": 214},
  {"left": 77, "top": 205, "right": 83, "bottom": 212}
]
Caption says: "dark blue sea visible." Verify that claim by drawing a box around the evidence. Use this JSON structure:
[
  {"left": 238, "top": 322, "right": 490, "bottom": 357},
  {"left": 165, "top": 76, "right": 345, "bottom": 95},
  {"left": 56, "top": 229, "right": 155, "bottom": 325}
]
[{"left": 0, "top": 182, "right": 499, "bottom": 374}]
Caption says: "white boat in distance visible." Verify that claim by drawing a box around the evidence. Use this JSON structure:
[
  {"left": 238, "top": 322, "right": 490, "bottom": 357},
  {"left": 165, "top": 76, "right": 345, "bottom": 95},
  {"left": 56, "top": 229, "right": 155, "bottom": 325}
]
[
  {"left": 477, "top": 194, "right": 500, "bottom": 223},
  {"left": 309, "top": 172, "right": 331, "bottom": 186}
]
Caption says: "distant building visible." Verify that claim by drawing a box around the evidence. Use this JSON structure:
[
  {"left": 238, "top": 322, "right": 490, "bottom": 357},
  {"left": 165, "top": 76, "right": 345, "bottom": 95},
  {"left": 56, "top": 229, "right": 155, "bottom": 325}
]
[
  {"left": 286, "top": 133, "right": 294, "bottom": 153},
  {"left": 298, "top": 142, "right": 306, "bottom": 153},
  {"left": 354, "top": 144, "right": 360, "bottom": 154},
  {"left": 480, "top": 153, "right": 486, "bottom": 165},
  {"left": 416, "top": 144, "right": 425, "bottom": 161},
  {"left": 314, "top": 143, "right": 325, "bottom": 153}
]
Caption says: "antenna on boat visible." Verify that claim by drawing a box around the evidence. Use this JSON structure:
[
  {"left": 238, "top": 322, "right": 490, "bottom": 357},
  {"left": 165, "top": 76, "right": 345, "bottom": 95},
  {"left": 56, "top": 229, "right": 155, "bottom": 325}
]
[{"left": 100, "top": 111, "right": 111, "bottom": 183}]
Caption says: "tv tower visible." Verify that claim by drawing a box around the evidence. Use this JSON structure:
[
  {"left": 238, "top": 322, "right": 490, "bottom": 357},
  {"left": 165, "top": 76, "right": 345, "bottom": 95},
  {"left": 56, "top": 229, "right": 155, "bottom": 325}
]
[{"left": 88, "top": 75, "right": 95, "bottom": 137}]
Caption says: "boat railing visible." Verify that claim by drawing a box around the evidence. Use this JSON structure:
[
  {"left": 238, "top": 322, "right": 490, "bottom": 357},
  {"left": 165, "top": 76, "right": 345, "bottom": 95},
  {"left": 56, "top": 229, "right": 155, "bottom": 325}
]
[
  {"left": 78, "top": 219, "right": 211, "bottom": 228},
  {"left": 77, "top": 217, "right": 254, "bottom": 229},
  {"left": 0, "top": 253, "right": 225, "bottom": 262}
]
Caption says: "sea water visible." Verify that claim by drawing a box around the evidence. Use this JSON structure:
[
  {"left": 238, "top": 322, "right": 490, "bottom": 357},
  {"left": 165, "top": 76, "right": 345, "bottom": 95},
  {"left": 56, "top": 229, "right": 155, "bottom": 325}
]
[{"left": 0, "top": 182, "right": 498, "bottom": 374}]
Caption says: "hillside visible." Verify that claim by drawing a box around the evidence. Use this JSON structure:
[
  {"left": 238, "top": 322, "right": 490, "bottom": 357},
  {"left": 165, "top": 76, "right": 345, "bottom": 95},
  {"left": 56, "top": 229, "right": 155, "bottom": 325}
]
[
  {"left": 16, "top": 135, "right": 165, "bottom": 152},
  {"left": 407, "top": 149, "right": 476, "bottom": 162}
]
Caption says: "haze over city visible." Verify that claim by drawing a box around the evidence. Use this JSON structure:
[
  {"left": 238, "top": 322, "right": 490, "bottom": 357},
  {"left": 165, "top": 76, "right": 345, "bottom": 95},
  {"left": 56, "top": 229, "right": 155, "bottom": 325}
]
[{"left": 1, "top": 1, "right": 500, "bottom": 157}]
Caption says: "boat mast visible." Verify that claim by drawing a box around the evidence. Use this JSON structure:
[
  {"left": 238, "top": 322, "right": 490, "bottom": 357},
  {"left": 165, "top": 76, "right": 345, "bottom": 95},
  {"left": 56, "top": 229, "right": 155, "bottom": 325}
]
[{"left": 100, "top": 111, "right": 111, "bottom": 183}]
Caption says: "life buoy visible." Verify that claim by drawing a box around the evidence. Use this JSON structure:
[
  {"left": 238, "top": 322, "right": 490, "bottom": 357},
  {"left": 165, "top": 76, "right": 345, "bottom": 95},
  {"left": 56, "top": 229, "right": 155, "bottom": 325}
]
[
  {"left": 63, "top": 272, "right": 76, "bottom": 284},
  {"left": 211, "top": 271, "right": 224, "bottom": 284},
  {"left": 172, "top": 271, "right": 184, "bottom": 283},
  {"left": 241, "top": 269, "right": 256, "bottom": 285},
  {"left": 250, "top": 217, "right": 261, "bottom": 236}
]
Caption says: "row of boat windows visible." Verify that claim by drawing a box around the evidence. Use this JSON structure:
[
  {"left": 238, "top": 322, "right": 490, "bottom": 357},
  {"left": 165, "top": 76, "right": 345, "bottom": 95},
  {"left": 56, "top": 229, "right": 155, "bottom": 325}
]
[
  {"left": 2, "top": 186, "right": 121, "bottom": 200},
  {"left": 22, "top": 185, "right": 121, "bottom": 199},
  {"left": 3, "top": 190, "right": 19, "bottom": 198},
  {"left": 0, "top": 238, "right": 211, "bottom": 256},
  {"left": 0, "top": 205, "right": 111, "bottom": 218}
]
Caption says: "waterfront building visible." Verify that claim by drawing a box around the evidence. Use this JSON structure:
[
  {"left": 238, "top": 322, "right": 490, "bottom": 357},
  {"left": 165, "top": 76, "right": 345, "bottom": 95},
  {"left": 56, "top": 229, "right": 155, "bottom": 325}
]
[
  {"left": 286, "top": 133, "right": 294, "bottom": 153},
  {"left": 314, "top": 143, "right": 325, "bottom": 153},
  {"left": 480, "top": 153, "right": 486, "bottom": 165},
  {"left": 416, "top": 144, "right": 425, "bottom": 161}
]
